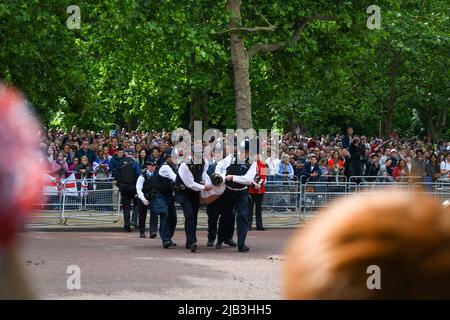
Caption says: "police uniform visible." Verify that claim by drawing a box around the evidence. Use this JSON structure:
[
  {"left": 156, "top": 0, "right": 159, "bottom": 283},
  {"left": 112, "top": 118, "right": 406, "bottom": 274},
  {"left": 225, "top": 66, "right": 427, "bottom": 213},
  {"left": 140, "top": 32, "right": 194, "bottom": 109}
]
[
  {"left": 135, "top": 160, "right": 158, "bottom": 238},
  {"left": 175, "top": 160, "right": 209, "bottom": 252},
  {"left": 116, "top": 154, "right": 141, "bottom": 232},
  {"left": 215, "top": 151, "right": 257, "bottom": 252},
  {"left": 205, "top": 159, "right": 221, "bottom": 247},
  {"left": 152, "top": 149, "right": 178, "bottom": 248}
]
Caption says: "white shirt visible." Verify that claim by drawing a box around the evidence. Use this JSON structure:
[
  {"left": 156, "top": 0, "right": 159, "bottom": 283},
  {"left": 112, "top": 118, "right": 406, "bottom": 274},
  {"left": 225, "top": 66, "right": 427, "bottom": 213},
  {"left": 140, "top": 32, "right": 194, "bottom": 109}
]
[
  {"left": 215, "top": 154, "right": 257, "bottom": 189},
  {"left": 265, "top": 157, "right": 280, "bottom": 176},
  {"left": 136, "top": 170, "right": 154, "bottom": 202},
  {"left": 441, "top": 160, "right": 450, "bottom": 171},
  {"left": 178, "top": 161, "right": 209, "bottom": 192},
  {"left": 158, "top": 163, "right": 177, "bottom": 182}
]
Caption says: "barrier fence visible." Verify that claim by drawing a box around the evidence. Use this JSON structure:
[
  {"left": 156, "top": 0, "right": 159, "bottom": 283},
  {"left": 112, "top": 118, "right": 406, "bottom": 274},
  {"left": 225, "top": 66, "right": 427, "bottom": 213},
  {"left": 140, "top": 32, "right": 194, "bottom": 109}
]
[
  {"left": 31, "top": 177, "right": 121, "bottom": 225},
  {"left": 30, "top": 174, "right": 450, "bottom": 226}
]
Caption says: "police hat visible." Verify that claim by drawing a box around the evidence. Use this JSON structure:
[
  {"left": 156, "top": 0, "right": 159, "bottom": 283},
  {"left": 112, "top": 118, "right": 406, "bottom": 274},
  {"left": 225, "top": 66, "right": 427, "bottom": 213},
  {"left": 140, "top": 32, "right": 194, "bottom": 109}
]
[{"left": 145, "top": 159, "right": 156, "bottom": 166}]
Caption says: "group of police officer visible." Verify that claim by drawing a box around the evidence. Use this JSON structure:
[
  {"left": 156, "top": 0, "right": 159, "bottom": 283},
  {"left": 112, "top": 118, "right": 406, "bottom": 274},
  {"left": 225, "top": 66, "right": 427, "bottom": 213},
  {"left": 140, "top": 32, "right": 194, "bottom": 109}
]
[{"left": 116, "top": 140, "right": 260, "bottom": 253}]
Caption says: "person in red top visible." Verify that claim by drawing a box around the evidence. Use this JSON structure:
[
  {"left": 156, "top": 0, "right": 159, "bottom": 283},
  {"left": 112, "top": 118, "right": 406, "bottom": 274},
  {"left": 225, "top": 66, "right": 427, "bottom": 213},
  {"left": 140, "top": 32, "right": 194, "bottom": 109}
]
[
  {"left": 328, "top": 150, "right": 344, "bottom": 169},
  {"left": 392, "top": 158, "right": 409, "bottom": 182},
  {"left": 108, "top": 137, "right": 119, "bottom": 156},
  {"left": 248, "top": 152, "right": 268, "bottom": 231}
]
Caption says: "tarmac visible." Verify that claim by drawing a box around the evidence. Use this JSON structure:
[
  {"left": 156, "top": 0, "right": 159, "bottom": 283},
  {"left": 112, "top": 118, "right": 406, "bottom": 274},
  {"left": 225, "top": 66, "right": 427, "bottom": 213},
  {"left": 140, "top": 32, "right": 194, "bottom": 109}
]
[{"left": 18, "top": 228, "right": 296, "bottom": 300}]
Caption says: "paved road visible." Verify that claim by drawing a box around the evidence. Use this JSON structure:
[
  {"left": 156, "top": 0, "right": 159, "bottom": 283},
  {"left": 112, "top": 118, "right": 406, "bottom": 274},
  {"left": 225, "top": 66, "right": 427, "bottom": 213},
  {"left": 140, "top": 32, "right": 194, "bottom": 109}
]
[{"left": 17, "top": 229, "right": 295, "bottom": 299}]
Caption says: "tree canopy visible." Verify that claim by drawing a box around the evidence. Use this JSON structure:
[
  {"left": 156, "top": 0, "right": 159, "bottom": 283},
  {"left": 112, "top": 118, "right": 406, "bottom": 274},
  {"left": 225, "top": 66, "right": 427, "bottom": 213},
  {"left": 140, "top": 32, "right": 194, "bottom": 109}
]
[{"left": 1, "top": 0, "right": 449, "bottom": 139}]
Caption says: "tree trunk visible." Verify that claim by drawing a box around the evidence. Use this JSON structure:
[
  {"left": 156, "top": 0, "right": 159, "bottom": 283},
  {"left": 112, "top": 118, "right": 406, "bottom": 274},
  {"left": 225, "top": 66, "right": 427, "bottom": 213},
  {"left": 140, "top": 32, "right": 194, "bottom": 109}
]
[
  {"left": 127, "top": 116, "right": 139, "bottom": 131},
  {"left": 426, "top": 107, "right": 447, "bottom": 142},
  {"left": 189, "top": 88, "right": 209, "bottom": 131},
  {"left": 227, "top": 0, "right": 252, "bottom": 129},
  {"left": 382, "top": 49, "right": 401, "bottom": 138}
]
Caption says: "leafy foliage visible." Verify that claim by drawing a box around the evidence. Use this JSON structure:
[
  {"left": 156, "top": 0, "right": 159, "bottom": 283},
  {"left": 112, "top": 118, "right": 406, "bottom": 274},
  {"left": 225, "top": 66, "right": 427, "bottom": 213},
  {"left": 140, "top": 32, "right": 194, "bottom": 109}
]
[{"left": 0, "top": 0, "right": 448, "bottom": 139}]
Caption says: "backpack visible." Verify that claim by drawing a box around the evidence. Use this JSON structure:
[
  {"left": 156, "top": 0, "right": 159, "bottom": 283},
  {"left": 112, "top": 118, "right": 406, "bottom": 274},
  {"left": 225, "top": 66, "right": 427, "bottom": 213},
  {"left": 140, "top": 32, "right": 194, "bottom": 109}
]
[{"left": 117, "top": 159, "right": 137, "bottom": 185}]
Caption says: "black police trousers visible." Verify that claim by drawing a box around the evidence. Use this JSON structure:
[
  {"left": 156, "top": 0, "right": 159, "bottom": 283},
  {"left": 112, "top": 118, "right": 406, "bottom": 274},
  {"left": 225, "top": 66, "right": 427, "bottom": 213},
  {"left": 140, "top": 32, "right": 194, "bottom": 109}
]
[
  {"left": 120, "top": 184, "right": 138, "bottom": 229},
  {"left": 176, "top": 192, "right": 200, "bottom": 246}
]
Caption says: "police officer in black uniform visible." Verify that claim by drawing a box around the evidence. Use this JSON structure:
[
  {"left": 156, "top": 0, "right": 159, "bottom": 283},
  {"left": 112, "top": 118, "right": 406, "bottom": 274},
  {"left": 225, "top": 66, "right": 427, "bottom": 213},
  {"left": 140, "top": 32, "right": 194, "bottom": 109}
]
[
  {"left": 215, "top": 140, "right": 257, "bottom": 252},
  {"left": 152, "top": 148, "right": 178, "bottom": 249},
  {"left": 116, "top": 148, "right": 141, "bottom": 232},
  {"left": 175, "top": 155, "right": 211, "bottom": 252},
  {"left": 205, "top": 147, "right": 223, "bottom": 247},
  {"left": 136, "top": 159, "right": 158, "bottom": 238}
]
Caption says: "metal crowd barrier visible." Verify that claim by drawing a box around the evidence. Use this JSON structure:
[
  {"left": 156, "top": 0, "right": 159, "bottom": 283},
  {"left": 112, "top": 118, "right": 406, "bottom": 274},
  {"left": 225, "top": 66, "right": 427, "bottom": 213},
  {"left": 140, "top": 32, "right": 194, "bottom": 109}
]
[
  {"left": 29, "top": 191, "right": 64, "bottom": 225},
  {"left": 348, "top": 176, "right": 423, "bottom": 184},
  {"left": 30, "top": 178, "right": 121, "bottom": 225},
  {"left": 31, "top": 173, "right": 450, "bottom": 227},
  {"left": 61, "top": 178, "right": 121, "bottom": 224},
  {"left": 301, "top": 182, "right": 357, "bottom": 217}
]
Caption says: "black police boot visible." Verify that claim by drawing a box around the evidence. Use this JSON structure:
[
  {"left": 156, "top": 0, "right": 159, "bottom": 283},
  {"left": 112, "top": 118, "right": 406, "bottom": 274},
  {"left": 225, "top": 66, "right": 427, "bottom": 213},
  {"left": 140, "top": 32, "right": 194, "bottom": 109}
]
[
  {"left": 163, "top": 241, "right": 171, "bottom": 249},
  {"left": 215, "top": 241, "right": 223, "bottom": 249},
  {"left": 124, "top": 226, "right": 132, "bottom": 232},
  {"left": 150, "top": 233, "right": 157, "bottom": 239},
  {"left": 256, "top": 227, "right": 266, "bottom": 231},
  {"left": 224, "top": 239, "right": 237, "bottom": 247},
  {"left": 139, "top": 232, "right": 146, "bottom": 238},
  {"left": 238, "top": 245, "right": 250, "bottom": 253},
  {"left": 207, "top": 240, "right": 215, "bottom": 247},
  {"left": 190, "top": 243, "right": 198, "bottom": 253}
]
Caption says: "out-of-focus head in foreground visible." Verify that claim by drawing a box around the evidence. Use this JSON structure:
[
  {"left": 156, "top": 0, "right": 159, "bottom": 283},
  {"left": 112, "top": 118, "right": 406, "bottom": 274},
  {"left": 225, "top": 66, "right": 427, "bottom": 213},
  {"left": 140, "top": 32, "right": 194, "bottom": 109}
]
[
  {"left": 283, "top": 192, "right": 450, "bottom": 299},
  {"left": 0, "top": 83, "right": 43, "bottom": 299}
]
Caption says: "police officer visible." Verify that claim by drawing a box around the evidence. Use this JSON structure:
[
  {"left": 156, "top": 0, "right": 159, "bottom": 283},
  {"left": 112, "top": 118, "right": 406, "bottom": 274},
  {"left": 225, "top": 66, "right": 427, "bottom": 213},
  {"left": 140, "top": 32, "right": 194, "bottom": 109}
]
[
  {"left": 215, "top": 140, "right": 257, "bottom": 252},
  {"left": 152, "top": 148, "right": 178, "bottom": 249},
  {"left": 116, "top": 148, "right": 141, "bottom": 232},
  {"left": 205, "top": 146, "right": 223, "bottom": 247},
  {"left": 175, "top": 153, "right": 211, "bottom": 252},
  {"left": 136, "top": 159, "right": 158, "bottom": 238}
]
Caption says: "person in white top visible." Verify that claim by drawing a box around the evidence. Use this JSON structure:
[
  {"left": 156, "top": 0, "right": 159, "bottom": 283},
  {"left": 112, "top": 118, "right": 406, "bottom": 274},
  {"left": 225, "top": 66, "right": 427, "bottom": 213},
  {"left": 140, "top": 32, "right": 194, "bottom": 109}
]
[
  {"left": 265, "top": 150, "right": 281, "bottom": 181},
  {"left": 135, "top": 160, "right": 158, "bottom": 239},
  {"left": 152, "top": 149, "right": 178, "bottom": 249},
  {"left": 440, "top": 153, "right": 450, "bottom": 181},
  {"left": 200, "top": 173, "right": 226, "bottom": 205},
  {"left": 214, "top": 140, "right": 258, "bottom": 252},
  {"left": 174, "top": 156, "right": 211, "bottom": 252}
]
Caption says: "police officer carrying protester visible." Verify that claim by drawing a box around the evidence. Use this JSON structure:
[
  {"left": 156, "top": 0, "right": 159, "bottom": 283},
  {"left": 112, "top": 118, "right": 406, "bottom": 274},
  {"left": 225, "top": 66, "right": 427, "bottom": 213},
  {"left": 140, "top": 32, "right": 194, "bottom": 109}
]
[
  {"left": 116, "top": 148, "right": 141, "bottom": 232},
  {"left": 152, "top": 148, "right": 178, "bottom": 249},
  {"left": 215, "top": 139, "right": 257, "bottom": 252},
  {"left": 204, "top": 144, "right": 225, "bottom": 247},
  {"left": 136, "top": 159, "right": 158, "bottom": 239},
  {"left": 175, "top": 149, "right": 212, "bottom": 252}
]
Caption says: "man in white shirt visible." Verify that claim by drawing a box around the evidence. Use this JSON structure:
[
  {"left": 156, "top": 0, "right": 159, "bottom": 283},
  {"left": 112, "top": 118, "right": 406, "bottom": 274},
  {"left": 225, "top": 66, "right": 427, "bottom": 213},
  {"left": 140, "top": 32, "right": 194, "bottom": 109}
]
[
  {"left": 174, "top": 156, "right": 211, "bottom": 252},
  {"left": 135, "top": 160, "right": 158, "bottom": 239},
  {"left": 152, "top": 149, "right": 178, "bottom": 249},
  {"left": 215, "top": 140, "right": 258, "bottom": 252}
]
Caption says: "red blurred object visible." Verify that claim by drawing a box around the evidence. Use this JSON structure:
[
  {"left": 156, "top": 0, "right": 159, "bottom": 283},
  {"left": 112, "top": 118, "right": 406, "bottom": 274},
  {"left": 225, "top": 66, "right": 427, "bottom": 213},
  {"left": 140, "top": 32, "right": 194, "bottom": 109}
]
[{"left": 0, "top": 84, "right": 43, "bottom": 248}]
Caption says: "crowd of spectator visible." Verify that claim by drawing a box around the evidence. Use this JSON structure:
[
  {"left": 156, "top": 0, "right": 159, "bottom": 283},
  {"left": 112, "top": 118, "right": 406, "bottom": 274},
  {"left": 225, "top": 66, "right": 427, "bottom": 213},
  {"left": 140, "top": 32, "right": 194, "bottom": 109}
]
[{"left": 40, "top": 126, "right": 450, "bottom": 184}]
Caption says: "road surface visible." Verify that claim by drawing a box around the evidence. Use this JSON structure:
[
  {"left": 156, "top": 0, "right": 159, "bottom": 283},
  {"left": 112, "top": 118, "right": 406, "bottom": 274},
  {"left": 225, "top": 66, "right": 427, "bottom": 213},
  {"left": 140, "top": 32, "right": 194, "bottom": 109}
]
[{"left": 17, "top": 229, "right": 295, "bottom": 299}]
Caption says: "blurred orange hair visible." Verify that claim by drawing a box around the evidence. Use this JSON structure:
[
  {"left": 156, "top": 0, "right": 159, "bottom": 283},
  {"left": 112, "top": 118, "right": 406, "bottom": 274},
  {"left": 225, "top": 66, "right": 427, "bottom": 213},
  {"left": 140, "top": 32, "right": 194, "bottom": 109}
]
[{"left": 283, "top": 192, "right": 450, "bottom": 299}]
